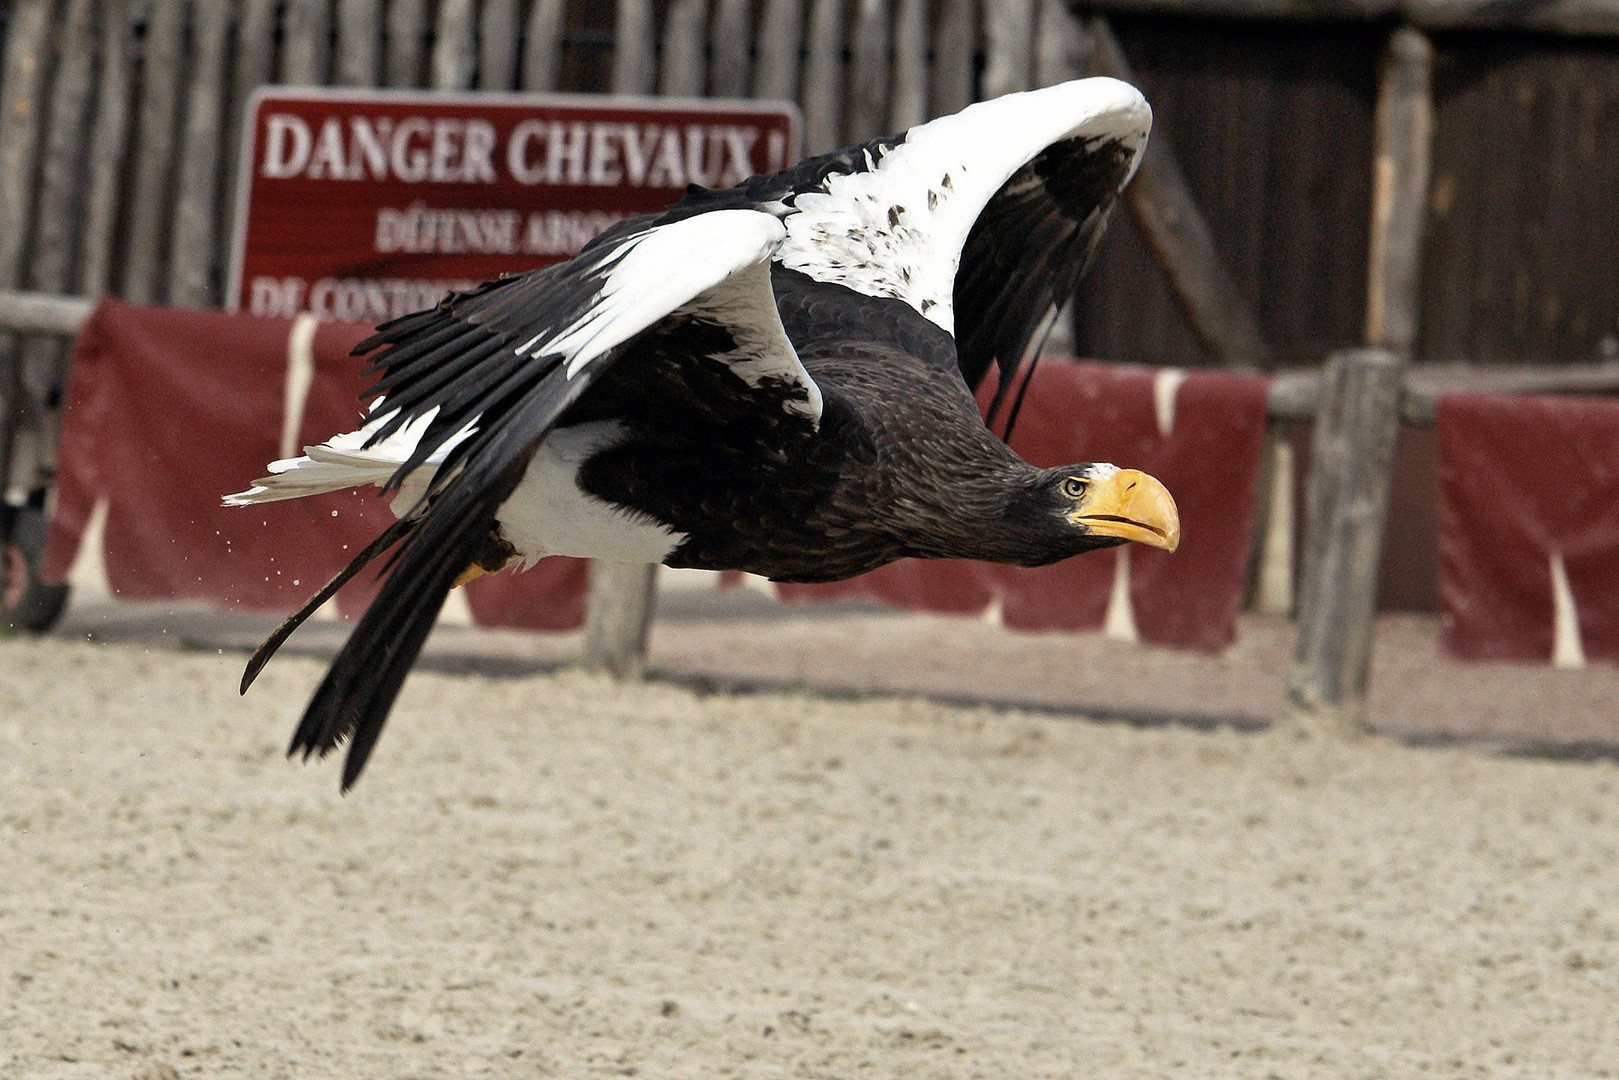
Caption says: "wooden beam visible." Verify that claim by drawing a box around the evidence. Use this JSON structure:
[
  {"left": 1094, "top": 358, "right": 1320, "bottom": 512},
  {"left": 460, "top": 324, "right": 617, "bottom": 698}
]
[
  {"left": 122, "top": 0, "right": 185, "bottom": 304},
  {"left": 1038, "top": 0, "right": 1095, "bottom": 86},
  {"left": 930, "top": 0, "right": 975, "bottom": 119},
  {"left": 80, "top": 0, "right": 135, "bottom": 297},
  {"left": 582, "top": 562, "right": 660, "bottom": 680},
  {"left": 0, "top": 291, "right": 95, "bottom": 337},
  {"left": 754, "top": 0, "right": 805, "bottom": 102},
  {"left": 27, "top": 0, "right": 97, "bottom": 304},
  {"left": 0, "top": 0, "right": 53, "bottom": 291},
  {"left": 169, "top": 0, "right": 232, "bottom": 308},
  {"left": 1365, "top": 26, "right": 1434, "bottom": 354},
  {"left": 613, "top": 0, "right": 657, "bottom": 95},
  {"left": 432, "top": 0, "right": 478, "bottom": 90},
  {"left": 1288, "top": 348, "right": 1404, "bottom": 737},
  {"left": 801, "top": 0, "right": 846, "bottom": 152},
  {"left": 889, "top": 0, "right": 928, "bottom": 129},
  {"left": 479, "top": 0, "right": 521, "bottom": 90},
  {"left": 1266, "top": 361, "right": 1619, "bottom": 424},
  {"left": 224, "top": 0, "right": 277, "bottom": 225},
  {"left": 1403, "top": 0, "right": 1619, "bottom": 35},
  {"left": 10, "top": 0, "right": 96, "bottom": 491},
  {"left": 660, "top": 0, "right": 709, "bottom": 97},
  {"left": 1065, "top": 0, "right": 1619, "bottom": 37},
  {"left": 710, "top": 0, "right": 755, "bottom": 99},
  {"left": 984, "top": 0, "right": 1036, "bottom": 100},
  {"left": 522, "top": 0, "right": 568, "bottom": 92},
  {"left": 1083, "top": 17, "right": 1275, "bottom": 369},
  {"left": 335, "top": 0, "right": 384, "bottom": 88},
  {"left": 386, "top": 0, "right": 430, "bottom": 88},
  {"left": 846, "top": 0, "right": 892, "bottom": 142},
  {"left": 282, "top": 0, "right": 333, "bottom": 85}
]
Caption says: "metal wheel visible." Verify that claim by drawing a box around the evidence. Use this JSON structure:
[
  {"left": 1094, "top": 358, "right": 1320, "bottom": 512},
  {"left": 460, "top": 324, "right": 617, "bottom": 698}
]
[{"left": 2, "top": 500, "right": 70, "bottom": 633}]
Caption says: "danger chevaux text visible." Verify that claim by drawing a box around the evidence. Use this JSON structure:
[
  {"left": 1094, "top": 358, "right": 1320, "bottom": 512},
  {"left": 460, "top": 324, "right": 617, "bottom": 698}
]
[{"left": 229, "top": 91, "right": 799, "bottom": 323}]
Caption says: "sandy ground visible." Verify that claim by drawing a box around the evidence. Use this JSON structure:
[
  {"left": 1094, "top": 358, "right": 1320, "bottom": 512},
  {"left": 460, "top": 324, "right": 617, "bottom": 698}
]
[{"left": 4, "top": 595, "right": 1619, "bottom": 1078}]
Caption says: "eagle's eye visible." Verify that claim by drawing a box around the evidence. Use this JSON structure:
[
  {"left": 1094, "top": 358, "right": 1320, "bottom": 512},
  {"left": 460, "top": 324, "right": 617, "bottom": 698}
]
[{"left": 1061, "top": 476, "right": 1087, "bottom": 500}]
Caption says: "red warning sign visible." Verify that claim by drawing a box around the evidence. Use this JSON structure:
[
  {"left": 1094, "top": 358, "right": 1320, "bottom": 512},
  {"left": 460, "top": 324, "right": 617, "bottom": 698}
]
[{"left": 228, "top": 87, "right": 799, "bottom": 323}]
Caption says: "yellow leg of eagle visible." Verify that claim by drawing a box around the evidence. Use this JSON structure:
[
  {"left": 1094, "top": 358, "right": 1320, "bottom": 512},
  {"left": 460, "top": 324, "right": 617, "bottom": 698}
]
[{"left": 452, "top": 531, "right": 518, "bottom": 588}]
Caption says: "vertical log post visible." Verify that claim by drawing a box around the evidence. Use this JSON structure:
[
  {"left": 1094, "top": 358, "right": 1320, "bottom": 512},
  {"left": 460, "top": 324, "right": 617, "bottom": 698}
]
[
  {"left": 432, "top": 0, "right": 478, "bottom": 91},
  {"left": 478, "top": 0, "right": 521, "bottom": 91},
  {"left": 1288, "top": 349, "right": 1404, "bottom": 737},
  {"left": 13, "top": 0, "right": 97, "bottom": 496},
  {"left": 613, "top": 0, "right": 656, "bottom": 95},
  {"left": 846, "top": 0, "right": 892, "bottom": 142},
  {"left": 386, "top": 0, "right": 431, "bottom": 88},
  {"left": 929, "top": 0, "right": 974, "bottom": 119},
  {"left": 581, "top": 0, "right": 671, "bottom": 678},
  {"left": 335, "top": 0, "right": 385, "bottom": 88},
  {"left": 660, "top": 0, "right": 709, "bottom": 97},
  {"left": 1365, "top": 25, "right": 1435, "bottom": 353},
  {"left": 522, "top": 0, "right": 568, "bottom": 92},
  {"left": 889, "top": 0, "right": 928, "bottom": 130},
  {"left": 0, "top": 0, "right": 54, "bottom": 501},
  {"left": 754, "top": 0, "right": 805, "bottom": 102},
  {"left": 709, "top": 0, "right": 755, "bottom": 99},
  {"left": 582, "top": 562, "right": 660, "bottom": 679},
  {"left": 801, "top": 0, "right": 846, "bottom": 153},
  {"left": 122, "top": 0, "right": 185, "bottom": 304},
  {"left": 168, "top": 0, "right": 232, "bottom": 308}
]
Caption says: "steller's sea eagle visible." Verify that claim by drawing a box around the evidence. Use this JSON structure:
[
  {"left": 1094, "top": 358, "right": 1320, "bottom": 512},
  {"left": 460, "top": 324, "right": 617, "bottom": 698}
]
[{"left": 228, "top": 77, "right": 1180, "bottom": 790}]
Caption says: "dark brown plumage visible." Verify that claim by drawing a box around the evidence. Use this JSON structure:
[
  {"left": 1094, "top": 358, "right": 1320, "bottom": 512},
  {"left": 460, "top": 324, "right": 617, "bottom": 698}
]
[{"left": 230, "top": 78, "right": 1178, "bottom": 789}]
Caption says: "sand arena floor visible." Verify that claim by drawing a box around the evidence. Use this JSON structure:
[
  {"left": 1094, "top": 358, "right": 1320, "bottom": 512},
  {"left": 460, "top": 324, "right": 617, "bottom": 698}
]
[{"left": 3, "top": 596, "right": 1619, "bottom": 1078}]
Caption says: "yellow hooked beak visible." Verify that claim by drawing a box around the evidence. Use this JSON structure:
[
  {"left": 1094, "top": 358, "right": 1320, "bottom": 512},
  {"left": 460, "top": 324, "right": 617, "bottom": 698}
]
[{"left": 1070, "top": 468, "right": 1180, "bottom": 552}]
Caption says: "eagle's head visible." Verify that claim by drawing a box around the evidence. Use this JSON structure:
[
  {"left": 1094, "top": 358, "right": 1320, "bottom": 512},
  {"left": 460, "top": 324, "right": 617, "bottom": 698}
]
[{"left": 1014, "top": 463, "right": 1180, "bottom": 562}]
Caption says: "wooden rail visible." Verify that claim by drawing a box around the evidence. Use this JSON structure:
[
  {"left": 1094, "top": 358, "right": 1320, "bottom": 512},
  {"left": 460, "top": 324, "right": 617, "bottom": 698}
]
[{"left": 1066, "top": 0, "right": 1619, "bottom": 37}]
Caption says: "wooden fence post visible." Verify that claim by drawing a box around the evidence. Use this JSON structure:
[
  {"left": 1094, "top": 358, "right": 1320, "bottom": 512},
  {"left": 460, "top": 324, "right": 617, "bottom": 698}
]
[
  {"left": 801, "top": 0, "right": 845, "bottom": 152},
  {"left": 613, "top": 0, "right": 656, "bottom": 95},
  {"left": 582, "top": 561, "right": 660, "bottom": 679},
  {"left": 660, "top": 0, "right": 708, "bottom": 97},
  {"left": 1288, "top": 348, "right": 1404, "bottom": 736},
  {"left": 0, "top": 0, "right": 53, "bottom": 500},
  {"left": 522, "top": 0, "right": 568, "bottom": 92},
  {"left": 754, "top": 0, "right": 805, "bottom": 102},
  {"left": 709, "top": 0, "right": 755, "bottom": 99},
  {"left": 847, "top": 0, "right": 893, "bottom": 141},
  {"left": 580, "top": 0, "right": 676, "bottom": 679},
  {"left": 1366, "top": 25, "right": 1435, "bottom": 353}
]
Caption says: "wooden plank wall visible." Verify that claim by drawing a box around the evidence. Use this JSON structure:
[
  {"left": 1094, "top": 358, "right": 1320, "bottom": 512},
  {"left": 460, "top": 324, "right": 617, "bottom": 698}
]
[
  {"left": 1421, "top": 33, "right": 1619, "bottom": 364},
  {"left": 0, "top": 2, "right": 1616, "bottom": 368},
  {"left": 1073, "top": 17, "right": 1382, "bottom": 368}
]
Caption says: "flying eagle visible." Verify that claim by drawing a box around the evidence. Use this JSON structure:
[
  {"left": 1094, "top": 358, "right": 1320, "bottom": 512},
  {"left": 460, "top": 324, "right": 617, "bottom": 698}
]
[{"left": 228, "top": 77, "right": 1180, "bottom": 790}]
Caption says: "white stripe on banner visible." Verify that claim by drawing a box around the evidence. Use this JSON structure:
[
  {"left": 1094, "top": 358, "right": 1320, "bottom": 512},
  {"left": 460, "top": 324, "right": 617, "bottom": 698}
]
[
  {"left": 440, "top": 585, "right": 475, "bottom": 626},
  {"left": 66, "top": 495, "right": 112, "bottom": 597},
  {"left": 1153, "top": 368, "right": 1187, "bottom": 437},
  {"left": 281, "top": 313, "right": 319, "bottom": 461},
  {"left": 1550, "top": 550, "right": 1587, "bottom": 669},
  {"left": 1103, "top": 546, "right": 1139, "bottom": 644}
]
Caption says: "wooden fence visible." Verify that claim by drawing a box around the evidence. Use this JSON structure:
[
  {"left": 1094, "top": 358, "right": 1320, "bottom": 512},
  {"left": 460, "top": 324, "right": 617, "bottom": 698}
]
[{"left": 2, "top": 0, "right": 1619, "bottom": 732}]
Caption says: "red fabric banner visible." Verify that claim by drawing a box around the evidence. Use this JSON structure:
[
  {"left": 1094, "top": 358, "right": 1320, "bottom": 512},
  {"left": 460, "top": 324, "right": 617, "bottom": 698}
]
[
  {"left": 45, "top": 305, "right": 1270, "bottom": 650},
  {"left": 778, "top": 360, "right": 1272, "bottom": 651},
  {"left": 43, "top": 299, "right": 589, "bottom": 628},
  {"left": 1439, "top": 391, "right": 1619, "bottom": 664}
]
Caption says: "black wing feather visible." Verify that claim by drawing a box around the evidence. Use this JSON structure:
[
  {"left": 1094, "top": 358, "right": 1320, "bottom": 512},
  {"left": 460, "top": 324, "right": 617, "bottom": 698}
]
[
  {"left": 287, "top": 349, "right": 614, "bottom": 791},
  {"left": 954, "top": 134, "right": 1139, "bottom": 436}
]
